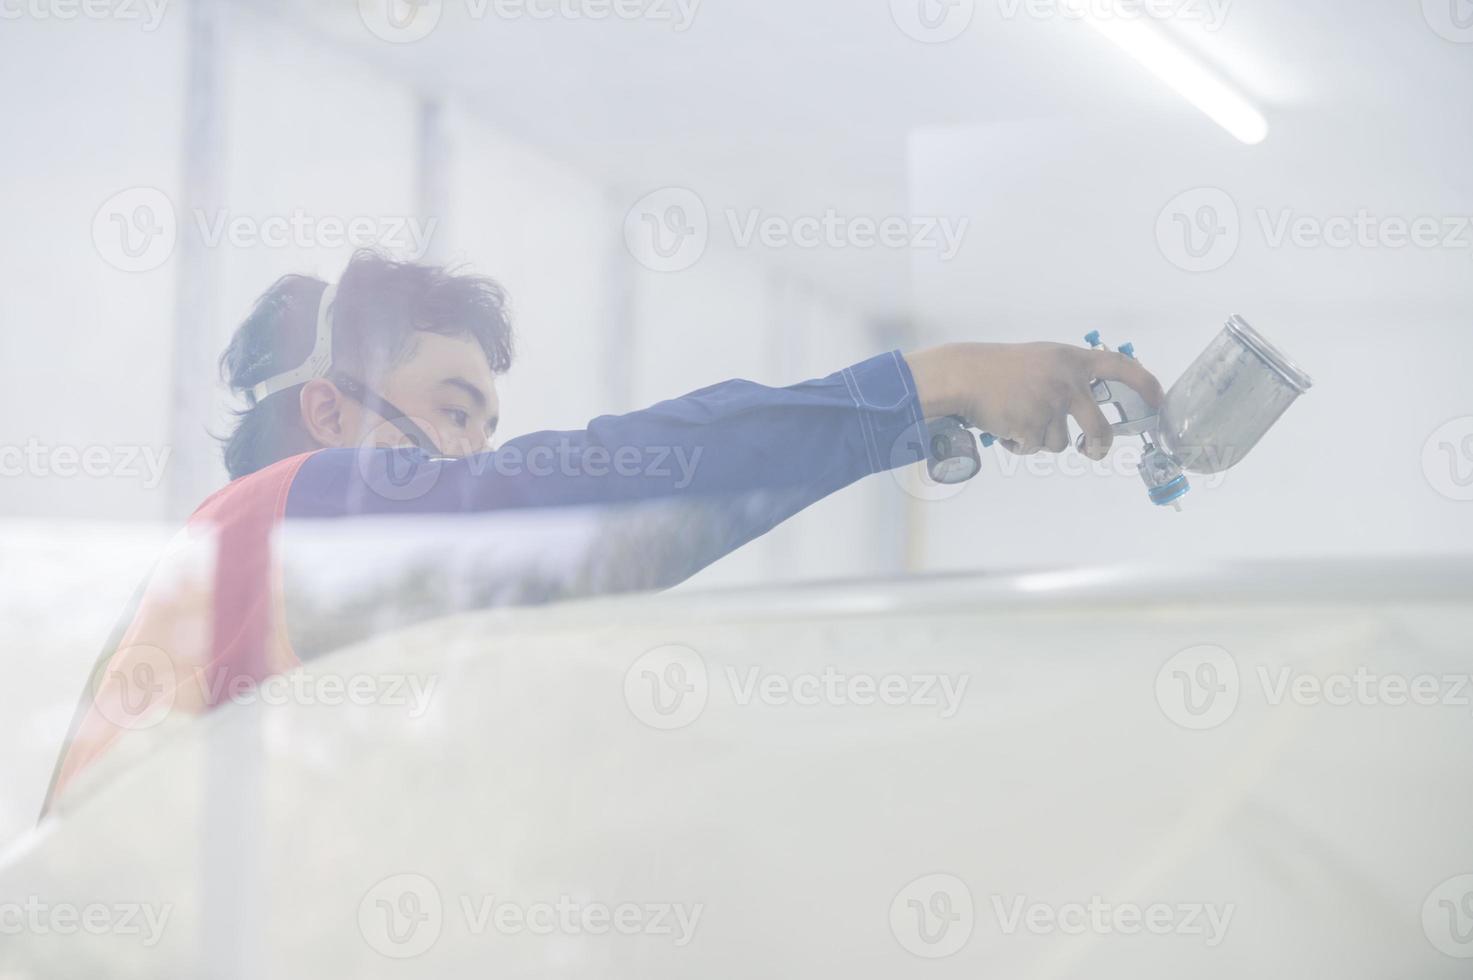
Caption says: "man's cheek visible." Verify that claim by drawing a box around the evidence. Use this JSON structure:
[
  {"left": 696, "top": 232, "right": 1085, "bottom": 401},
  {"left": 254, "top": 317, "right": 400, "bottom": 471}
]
[{"left": 366, "top": 416, "right": 424, "bottom": 451}]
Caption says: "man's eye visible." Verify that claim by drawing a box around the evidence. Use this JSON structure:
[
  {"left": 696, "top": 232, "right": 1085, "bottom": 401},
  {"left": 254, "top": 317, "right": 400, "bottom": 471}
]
[{"left": 444, "top": 409, "right": 469, "bottom": 428}]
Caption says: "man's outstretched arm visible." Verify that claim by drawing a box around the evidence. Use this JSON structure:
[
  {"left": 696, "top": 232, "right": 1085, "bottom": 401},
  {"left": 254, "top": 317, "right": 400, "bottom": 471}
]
[{"left": 285, "top": 342, "right": 1163, "bottom": 519}]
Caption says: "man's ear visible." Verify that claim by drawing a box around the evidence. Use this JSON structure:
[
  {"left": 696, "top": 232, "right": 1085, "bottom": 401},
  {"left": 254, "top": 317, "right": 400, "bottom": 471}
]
[{"left": 299, "top": 379, "right": 354, "bottom": 448}]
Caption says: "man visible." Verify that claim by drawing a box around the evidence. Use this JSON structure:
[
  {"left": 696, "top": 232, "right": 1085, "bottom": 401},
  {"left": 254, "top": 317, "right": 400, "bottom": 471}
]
[{"left": 43, "top": 250, "right": 1162, "bottom": 814}]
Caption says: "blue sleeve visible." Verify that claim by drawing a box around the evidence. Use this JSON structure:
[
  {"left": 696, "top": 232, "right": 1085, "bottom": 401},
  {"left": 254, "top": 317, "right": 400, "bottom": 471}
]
[{"left": 285, "top": 351, "right": 927, "bottom": 519}]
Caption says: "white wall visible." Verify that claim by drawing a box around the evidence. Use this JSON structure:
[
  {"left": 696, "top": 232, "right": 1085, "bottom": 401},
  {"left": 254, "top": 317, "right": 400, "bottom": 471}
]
[
  {"left": 0, "top": 15, "right": 185, "bottom": 522},
  {"left": 438, "top": 104, "right": 620, "bottom": 437}
]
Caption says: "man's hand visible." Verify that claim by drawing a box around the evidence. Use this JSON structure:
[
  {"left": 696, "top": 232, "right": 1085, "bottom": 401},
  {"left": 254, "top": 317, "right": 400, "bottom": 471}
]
[{"left": 905, "top": 342, "right": 1166, "bottom": 460}]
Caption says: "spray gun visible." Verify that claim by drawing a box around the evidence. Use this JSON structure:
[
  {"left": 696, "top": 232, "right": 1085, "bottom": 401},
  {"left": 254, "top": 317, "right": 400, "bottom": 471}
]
[{"left": 924, "top": 316, "right": 1313, "bottom": 509}]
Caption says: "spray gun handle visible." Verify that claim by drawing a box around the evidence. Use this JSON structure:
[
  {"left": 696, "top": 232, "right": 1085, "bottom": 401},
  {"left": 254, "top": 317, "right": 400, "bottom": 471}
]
[{"left": 967, "top": 334, "right": 1158, "bottom": 451}]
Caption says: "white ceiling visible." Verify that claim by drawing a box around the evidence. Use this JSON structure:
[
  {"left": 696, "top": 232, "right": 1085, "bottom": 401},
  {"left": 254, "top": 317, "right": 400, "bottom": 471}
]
[{"left": 253, "top": 0, "right": 1472, "bottom": 324}]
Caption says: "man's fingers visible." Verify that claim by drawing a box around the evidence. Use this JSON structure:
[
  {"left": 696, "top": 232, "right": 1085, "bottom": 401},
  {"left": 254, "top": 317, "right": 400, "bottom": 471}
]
[
  {"left": 1087, "top": 350, "right": 1166, "bottom": 407},
  {"left": 1043, "top": 417, "right": 1070, "bottom": 454},
  {"left": 1070, "top": 392, "right": 1113, "bottom": 460}
]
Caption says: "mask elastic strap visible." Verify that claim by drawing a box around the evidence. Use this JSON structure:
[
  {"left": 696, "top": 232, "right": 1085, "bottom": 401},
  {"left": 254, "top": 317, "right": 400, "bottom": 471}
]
[
  {"left": 249, "top": 283, "right": 338, "bottom": 405},
  {"left": 331, "top": 373, "right": 442, "bottom": 457}
]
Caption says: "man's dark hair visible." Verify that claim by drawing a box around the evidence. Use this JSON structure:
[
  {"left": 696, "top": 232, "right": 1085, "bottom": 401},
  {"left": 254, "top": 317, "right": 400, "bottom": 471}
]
[{"left": 218, "top": 250, "right": 515, "bottom": 479}]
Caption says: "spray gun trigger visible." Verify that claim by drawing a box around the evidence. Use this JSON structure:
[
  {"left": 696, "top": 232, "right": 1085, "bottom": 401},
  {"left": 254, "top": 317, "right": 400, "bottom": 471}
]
[{"left": 1091, "top": 377, "right": 1158, "bottom": 438}]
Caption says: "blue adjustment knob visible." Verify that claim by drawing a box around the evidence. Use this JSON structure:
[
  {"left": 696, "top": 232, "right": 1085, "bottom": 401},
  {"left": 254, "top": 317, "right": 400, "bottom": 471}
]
[
  {"left": 979, "top": 432, "right": 997, "bottom": 448},
  {"left": 1119, "top": 342, "right": 1136, "bottom": 359},
  {"left": 1084, "top": 330, "right": 1102, "bottom": 347}
]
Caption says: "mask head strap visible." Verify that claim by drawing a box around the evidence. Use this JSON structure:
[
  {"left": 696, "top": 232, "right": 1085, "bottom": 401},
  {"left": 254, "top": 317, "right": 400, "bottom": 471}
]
[{"left": 248, "top": 283, "right": 338, "bottom": 406}]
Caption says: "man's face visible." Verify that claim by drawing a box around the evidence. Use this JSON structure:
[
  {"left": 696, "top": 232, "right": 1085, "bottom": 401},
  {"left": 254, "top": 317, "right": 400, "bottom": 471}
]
[{"left": 354, "top": 331, "right": 501, "bottom": 458}]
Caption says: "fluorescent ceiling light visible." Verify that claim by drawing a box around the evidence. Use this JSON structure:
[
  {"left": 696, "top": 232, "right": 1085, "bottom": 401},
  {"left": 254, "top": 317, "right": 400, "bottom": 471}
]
[{"left": 1082, "top": 11, "right": 1269, "bottom": 145}]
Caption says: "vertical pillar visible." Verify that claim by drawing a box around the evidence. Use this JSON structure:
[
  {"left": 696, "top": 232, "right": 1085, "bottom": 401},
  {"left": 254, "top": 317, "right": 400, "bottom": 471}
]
[
  {"left": 165, "top": 0, "right": 226, "bottom": 518},
  {"left": 872, "top": 315, "right": 924, "bottom": 574},
  {"left": 169, "top": 5, "right": 264, "bottom": 976},
  {"left": 602, "top": 187, "right": 639, "bottom": 413},
  {"left": 415, "top": 97, "right": 451, "bottom": 266}
]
